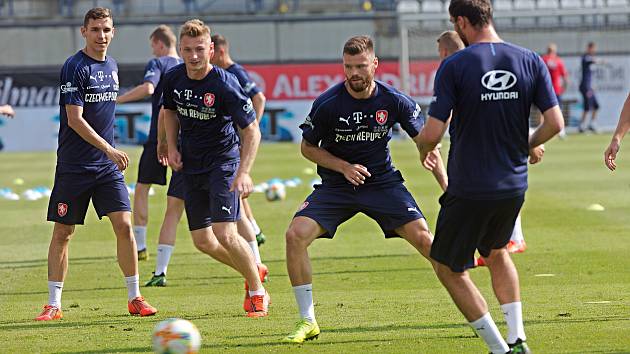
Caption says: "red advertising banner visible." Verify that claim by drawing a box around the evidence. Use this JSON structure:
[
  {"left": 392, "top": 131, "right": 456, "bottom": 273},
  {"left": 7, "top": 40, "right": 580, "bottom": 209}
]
[{"left": 242, "top": 60, "right": 441, "bottom": 101}]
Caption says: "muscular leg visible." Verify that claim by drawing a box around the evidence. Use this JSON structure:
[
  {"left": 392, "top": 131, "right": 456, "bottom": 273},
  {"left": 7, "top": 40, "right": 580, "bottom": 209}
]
[
  {"left": 213, "top": 221, "right": 262, "bottom": 291},
  {"left": 285, "top": 216, "right": 325, "bottom": 286},
  {"left": 133, "top": 183, "right": 151, "bottom": 227},
  {"left": 394, "top": 218, "right": 434, "bottom": 260},
  {"left": 108, "top": 211, "right": 138, "bottom": 277},
  {"left": 157, "top": 196, "right": 184, "bottom": 246},
  {"left": 190, "top": 226, "right": 238, "bottom": 272},
  {"left": 242, "top": 197, "right": 255, "bottom": 226},
  {"left": 48, "top": 223, "right": 75, "bottom": 282}
]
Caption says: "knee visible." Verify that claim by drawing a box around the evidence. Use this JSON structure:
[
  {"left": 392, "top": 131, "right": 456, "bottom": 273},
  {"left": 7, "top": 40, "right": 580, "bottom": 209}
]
[
  {"left": 52, "top": 225, "right": 74, "bottom": 244},
  {"left": 193, "top": 236, "right": 219, "bottom": 254},
  {"left": 213, "top": 230, "right": 239, "bottom": 249},
  {"left": 113, "top": 221, "right": 134, "bottom": 240},
  {"left": 285, "top": 227, "right": 309, "bottom": 250}
]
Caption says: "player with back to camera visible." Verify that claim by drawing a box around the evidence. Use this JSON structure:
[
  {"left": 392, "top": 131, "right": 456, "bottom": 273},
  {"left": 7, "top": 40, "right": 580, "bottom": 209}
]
[
  {"left": 282, "top": 35, "right": 442, "bottom": 344},
  {"left": 36, "top": 7, "right": 157, "bottom": 321},
  {"left": 116, "top": 25, "right": 184, "bottom": 288},
  {"left": 162, "top": 19, "right": 269, "bottom": 317},
  {"left": 416, "top": 0, "right": 563, "bottom": 352},
  {"left": 432, "top": 30, "right": 528, "bottom": 269}
]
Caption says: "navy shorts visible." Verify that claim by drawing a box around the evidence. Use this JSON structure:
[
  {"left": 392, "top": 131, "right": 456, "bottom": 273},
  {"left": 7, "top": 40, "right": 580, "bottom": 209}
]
[
  {"left": 183, "top": 163, "right": 240, "bottom": 231},
  {"left": 430, "top": 192, "right": 524, "bottom": 273},
  {"left": 167, "top": 170, "right": 185, "bottom": 200},
  {"left": 294, "top": 179, "right": 425, "bottom": 238},
  {"left": 47, "top": 164, "right": 131, "bottom": 225},
  {"left": 137, "top": 142, "right": 167, "bottom": 185},
  {"left": 580, "top": 87, "right": 600, "bottom": 112}
]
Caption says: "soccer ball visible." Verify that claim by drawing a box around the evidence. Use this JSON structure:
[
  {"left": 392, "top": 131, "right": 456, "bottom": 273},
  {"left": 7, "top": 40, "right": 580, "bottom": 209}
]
[
  {"left": 265, "top": 182, "right": 286, "bottom": 201},
  {"left": 152, "top": 318, "right": 201, "bottom": 354}
]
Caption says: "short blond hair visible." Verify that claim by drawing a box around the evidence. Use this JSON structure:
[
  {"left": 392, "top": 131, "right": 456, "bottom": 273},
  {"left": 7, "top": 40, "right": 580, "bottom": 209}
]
[
  {"left": 179, "top": 19, "right": 211, "bottom": 40},
  {"left": 151, "top": 25, "right": 177, "bottom": 48},
  {"left": 437, "top": 31, "right": 465, "bottom": 57}
]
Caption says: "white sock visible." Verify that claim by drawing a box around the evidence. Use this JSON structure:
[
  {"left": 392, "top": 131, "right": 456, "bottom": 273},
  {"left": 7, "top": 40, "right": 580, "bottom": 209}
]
[
  {"left": 293, "top": 284, "right": 316, "bottom": 323},
  {"left": 248, "top": 240, "right": 262, "bottom": 264},
  {"left": 155, "top": 244, "right": 174, "bottom": 275},
  {"left": 125, "top": 275, "right": 141, "bottom": 301},
  {"left": 248, "top": 287, "right": 266, "bottom": 297},
  {"left": 470, "top": 313, "right": 510, "bottom": 354},
  {"left": 501, "top": 302, "right": 526, "bottom": 344},
  {"left": 133, "top": 225, "right": 147, "bottom": 251},
  {"left": 47, "top": 281, "right": 63, "bottom": 308},
  {"left": 510, "top": 214, "right": 524, "bottom": 243},
  {"left": 250, "top": 218, "right": 261, "bottom": 235}
]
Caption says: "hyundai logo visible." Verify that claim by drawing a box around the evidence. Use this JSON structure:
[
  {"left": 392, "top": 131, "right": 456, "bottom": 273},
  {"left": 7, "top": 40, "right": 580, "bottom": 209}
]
[{"left": 481, "top": 70, "right": 517, "bottom": 91}]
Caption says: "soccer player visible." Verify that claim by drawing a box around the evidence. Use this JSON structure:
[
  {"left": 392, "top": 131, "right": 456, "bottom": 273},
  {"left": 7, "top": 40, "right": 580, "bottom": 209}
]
[
  {"left": 116, "top": 25, "right": 182, "bottom": 265},
  {"left": 0, "top": 104, "right": 15, "bottom": 118},
  {"left": 162, "top": 19, "right": 269, "bottom": 317},
  {"left": 211, "top": 33, "right": 268, "bottom": 247},
  {"left": 541, "top": 42, "right": 568, "bottom": 138},
  {"left": 282, "top": 35, "right": 437, "bottom": 343},
  {"left": 579, "top": 42, "right": 603, "bottom": 133},
  {"left": 417, "top": 1, "right": 563, "bottom": 352},
  {"left": 604, "top": 93, "right": 630, "bottom": 171},
  {"left": 36, "top": 7, "right": 157, "bottom": 321},
  {"left": 434, "top": 31, "right": 527, "bottom": 269}
]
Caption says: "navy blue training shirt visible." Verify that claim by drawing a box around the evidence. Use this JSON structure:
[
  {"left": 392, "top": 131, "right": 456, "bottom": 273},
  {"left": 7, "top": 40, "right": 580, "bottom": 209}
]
[
  {"left": 162, "top": 64, "right": 256, "bottom": 174},
  {"left": 226, "top": 63, "right": 261, "bottom": 99},
  {"left": 580, "top": 54, "right": 595, "bottom": 90},
  {"left": 429, "top": 42, "right": 557, "bottom": 200},
  {"left": 143, "top": 56, "right": 183, "bottom": 143},
  {"left": 301, "top": 80, "right": 424, "bottom": 186},
  {"left": 58, "top": 50, "right": 119, "bottom": 167}
]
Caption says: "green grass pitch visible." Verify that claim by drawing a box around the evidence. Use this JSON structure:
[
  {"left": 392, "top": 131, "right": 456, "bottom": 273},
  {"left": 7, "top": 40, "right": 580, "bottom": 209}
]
[{"left": 0, "top": 134, "right": 629, "bottom": 353}]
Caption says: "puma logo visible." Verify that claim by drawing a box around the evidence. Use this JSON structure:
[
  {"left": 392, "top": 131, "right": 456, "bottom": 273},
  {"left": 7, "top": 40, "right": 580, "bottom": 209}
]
[
  {"left": 222, "top": 206, "right": 232, "bottom": 214},
  {"left": 89, "top": 75, "right": 98, "bottom": 82},
  {"left": 407, "top": 207, "right": 418, "bottom": 213},
  {"left": 339, "top": 116, "right": 350, "bottom": 125},
  {"left": 174, "top": 89, "right": 181, "bottom": 99}
]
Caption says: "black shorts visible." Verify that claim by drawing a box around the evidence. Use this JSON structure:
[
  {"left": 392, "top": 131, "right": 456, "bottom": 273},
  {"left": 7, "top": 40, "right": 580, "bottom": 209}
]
[
  {"left": 137, "top": 142, "right": 167, "bottom": 185},
  {"left": 47, "top": 164, "right": 131, "bottom": 225},
  {"left": 580, "top": 87, "right": 600, "bottom": 112},
  {"left": 430, "top": 192, "right": 524, "bottom": 272},
  {"left": 294, "top": 178, "right": 425, "bottom": 239},
  {"left": 167, "top": 170, "right": 184, "bottom": 200},
  {"left": 183, "top": 163, "right": 241, "bottom": 231}
]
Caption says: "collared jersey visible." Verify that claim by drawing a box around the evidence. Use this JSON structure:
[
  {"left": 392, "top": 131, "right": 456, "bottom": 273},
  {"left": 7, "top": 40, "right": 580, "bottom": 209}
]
[
  {"left": 143, "top": 56, "right": 183, "bottom": 143},
  {"left": 162, "top": 64, "right": 255, "bottom": 174},
  {"left": 226, "top": 63, "right": 261, "bottom": 99},
  {"left": 301, "top": 80, "right": 424, "bottom": 186},
  {"left": 58, "top": 50, "right": 119, "bottom": 167},
  {"left": 429, "top": 42, "right": 557, "bottom": 200}
]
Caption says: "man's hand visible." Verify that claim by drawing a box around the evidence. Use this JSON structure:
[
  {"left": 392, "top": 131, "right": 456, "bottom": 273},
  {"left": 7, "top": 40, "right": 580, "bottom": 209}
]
[
  {"left": 231, "top": 172, "right": 253, "bottom": 198},
  {"left": 168, "top": 148, "right": 183, "bottom": 172},
  {"left": 342, "top": 164, "right": 371, "bottom": 186},
  {"left": 604, "top": 140, "right": 620, "bottom": 171},
  {"left": 529, "top": 144, "right": 545, "bottom": 164},
  {"left": 157, "top": 141, "right": 169, "bottom": 167},
  {"left": 421, "top": 148, "right": 441, "bottom": 171},
  {"left": 106, "top": 147, "right": 129, "bottom": 171}
]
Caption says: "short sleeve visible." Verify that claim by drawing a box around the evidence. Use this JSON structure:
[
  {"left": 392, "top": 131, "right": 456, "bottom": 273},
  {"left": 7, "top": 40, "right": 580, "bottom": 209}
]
[
  {"left": 534, "top": 55, "right": 559, "bottom": 112},
  {"left": 231, "top": 66, "right": 261, "bottom": 98},
  {"left": 300, "top": 99, "right": 329, "bottom": 146},
  {"left": 428, "top": 60, "right": 456, "bottom": 122},
  {"left": 59, "top": 61, "right": 87, "bottom": 107},
  {"left": 396, "top": 93, "right": 424, "bottom": 138},
  {"left": 223, "top": 75, "right": 256, "bottom": 129},
  {"left": 162, "top": 72, "right": 176, "bottom": 110},
  {"left": 143, "top": 58, "right": 162, "bottom": 87}
]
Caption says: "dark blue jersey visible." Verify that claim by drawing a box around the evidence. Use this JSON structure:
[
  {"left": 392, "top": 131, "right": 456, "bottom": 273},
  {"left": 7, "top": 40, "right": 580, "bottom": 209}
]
[
  {"left": 580, "top": 54, "right": 595, "bottom": 90},
  {"left": 143, "top": 56, "right": 183, "bottom": 143},
  {"left": 57, "top": 50, "right": 119, "bottom": 167},
  {"left": 226, "top": 63, "right": 261, "bottom": 99},
  {"left": 429, "top": 42, "right": 557, "bottom": 200},
  {"left": 162, "top": 64, "right": 256, "bottom": 174},
  {"left": 301, "top": 80, "right": 424, "bottom": 186}
]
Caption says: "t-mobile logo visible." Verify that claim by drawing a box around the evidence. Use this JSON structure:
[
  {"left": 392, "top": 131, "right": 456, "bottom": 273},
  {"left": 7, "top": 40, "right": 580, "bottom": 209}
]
[{"left": 184, "top": 89, "right": 193, "bottom": 100}]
